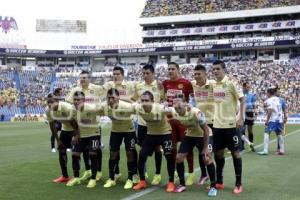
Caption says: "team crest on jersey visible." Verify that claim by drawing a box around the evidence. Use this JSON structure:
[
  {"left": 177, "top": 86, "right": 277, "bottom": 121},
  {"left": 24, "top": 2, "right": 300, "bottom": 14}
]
[{"left": 178, "top": 84, "right": 184, "bottom": 89}]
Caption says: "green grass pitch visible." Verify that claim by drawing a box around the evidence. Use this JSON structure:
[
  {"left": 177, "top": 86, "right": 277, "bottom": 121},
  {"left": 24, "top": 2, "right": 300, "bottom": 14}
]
[{"left": 0, "top": 122, "right": 299, "bottom": 200}]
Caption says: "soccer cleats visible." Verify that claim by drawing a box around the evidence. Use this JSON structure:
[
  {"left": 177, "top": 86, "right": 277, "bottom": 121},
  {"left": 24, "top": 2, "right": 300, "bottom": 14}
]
[
  {"left": 104, "top": 179, "right": 116, "bottom": 188},
  {"left": 66, "top": 178, "right": 81, "bottom": 186},
  {"left": 133, "top": 180, "right": 147, "bottom": 190},
  {"left": 151, "top": 174, "right": 161, "bottom": 185}
]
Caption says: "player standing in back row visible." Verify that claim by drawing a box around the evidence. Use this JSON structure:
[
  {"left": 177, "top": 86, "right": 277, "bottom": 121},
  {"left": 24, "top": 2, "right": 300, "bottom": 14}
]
[
  {"left": 162, "top": 62, "right": 195, "bottom": 185},
  {"left": 212, "top": 60, "right": 245, "bottom": 194}
]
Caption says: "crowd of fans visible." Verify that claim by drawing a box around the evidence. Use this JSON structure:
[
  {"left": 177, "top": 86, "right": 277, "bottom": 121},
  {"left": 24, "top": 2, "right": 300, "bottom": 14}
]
[
  {"left": 141, "top": 0, "right": 299, "bottom": 17},
  {"left": 19, "top": 69, "right": 52, "bottom": 106}
]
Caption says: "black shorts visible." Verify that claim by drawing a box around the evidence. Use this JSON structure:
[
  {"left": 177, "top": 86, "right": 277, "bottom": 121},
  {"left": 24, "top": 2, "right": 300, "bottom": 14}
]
[
  {"left": 72, "top": 135, "right": 101, "bottom": 153},
  {"left": 109, "top": 132, "right": 136, "bottom": 152},
  {"left": 178, "top": 136, "right": 213, "bottom": 154},
  {"left": 141, "top": 134, "right": 173, "bottom": 156},
  {"left": 137, "top": 125, "right": 147, "bottom": 146},
  {"left": 213, "top": 128, "right": 241, "bottom": 151},
  {"left": 245, "top": 112, "right": 255, "bottom": 125},
  {"left": 54, "top": 120, "right": 62, "bottom": 131},
  {"left": 59, "top": 130, "right": 74, "bottom": 149}
]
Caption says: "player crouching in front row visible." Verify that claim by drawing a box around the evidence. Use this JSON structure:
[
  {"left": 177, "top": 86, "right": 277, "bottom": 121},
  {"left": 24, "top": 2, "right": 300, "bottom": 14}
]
[{"left": 172, "top": 93, "right": 217, "bottom": 196}]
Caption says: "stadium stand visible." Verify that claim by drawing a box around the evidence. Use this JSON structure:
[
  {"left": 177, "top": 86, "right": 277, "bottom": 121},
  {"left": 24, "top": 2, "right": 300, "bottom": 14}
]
[{"left": 141, "top": 0, "right": 300, "bottom": 17}]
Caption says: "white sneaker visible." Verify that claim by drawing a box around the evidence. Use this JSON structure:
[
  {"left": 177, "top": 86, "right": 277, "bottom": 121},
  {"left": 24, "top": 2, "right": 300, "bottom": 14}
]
[
  {"left": 257, "top": 151, "right": 268, "bottom": 155},
  {"left": 51, "top": 148, "right": 56, "bottom": 153}
]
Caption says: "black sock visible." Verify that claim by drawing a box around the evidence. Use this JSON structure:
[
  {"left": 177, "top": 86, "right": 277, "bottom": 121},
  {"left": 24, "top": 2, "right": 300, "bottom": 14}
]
[
  {"left": 176, "top": 162, "right": 185, "bottom": 186},
  {"left": 165, "top": 154, "right": 175, "bottom": 182},
  {"left": 115, "top": 154, "right": 120, "bottom": 174},
  {"left": 127, "top": 161, "right": 135, "bottom": 180},
  {"left": 90, "top": 154, "right": 98, "bottom": 179},
  {"left": 138, "top": 154, "right": 147, "bottom": 180},
  {"left": 233, "top": 157, "right": 242, "bottom": 186},
  {"left": 215, "top": 156, "right": 225, "bottom": 184},
  {"left": 133, "top": 149, "right": 138, "bottom": 175},
  {"left": 249, "top": 133, "right": 254, "bottom": 143},
  {"left": 51, "top": 134, "right": 55, "bottom": 149},
  {"left": 72, "top": 155, "right": 80, "bottom": 177},
  {"left": 187, "top": 151, "right": 194, "bottom": 173},
  {"left": 199, "top": 154, "right": 207, "bottom": 177},
  {"left": 97, "top": 149, "right": 102, "bottom": 172},
  {"left": 83, "top": 150, "right": 91, "bottom": 171},
  {"left": 109, "top": 159, "right": 117, "bottom": 180},
  {"left": 155, "top": 151, "right": 162, "bottom": 174},
  {"left": 206, "top": 163, "right": 216, "bottom": 188},
  {"left": 59, "top": 151, "right": 68, "bottom": 178}
]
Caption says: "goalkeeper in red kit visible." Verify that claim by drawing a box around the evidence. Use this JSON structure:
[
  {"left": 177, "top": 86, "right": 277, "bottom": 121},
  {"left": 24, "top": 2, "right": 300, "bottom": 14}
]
[{"left": 162, "top": 62, "right": 195, "bottom": 185}]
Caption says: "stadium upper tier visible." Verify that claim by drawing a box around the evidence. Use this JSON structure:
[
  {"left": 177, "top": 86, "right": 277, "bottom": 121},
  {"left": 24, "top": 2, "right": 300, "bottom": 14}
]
[{"left": 141, "top": 0, "right": 300, "bottom": 18}]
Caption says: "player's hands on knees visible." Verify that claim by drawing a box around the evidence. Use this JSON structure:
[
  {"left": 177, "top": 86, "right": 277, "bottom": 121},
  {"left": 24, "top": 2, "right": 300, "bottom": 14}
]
[
  {"left": 72, "top": 135, "right": 80, "bottom": 145},
  {"left": 176, "top": 154, "right": 184, "bottom": 163},
  {"left": 236, "top": 118, "right": 243, "bottom": 129},
  {"left": 57, "top": 139, "right": 64, "bottom": 149},
  {"left": 201, "top": 148, "right": 210, "bottom": 164}
]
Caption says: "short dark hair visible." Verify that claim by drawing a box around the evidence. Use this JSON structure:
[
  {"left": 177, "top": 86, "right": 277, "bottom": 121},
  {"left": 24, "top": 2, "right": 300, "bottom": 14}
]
[
  {"left": 141, "top": 91, "right": 154, "bottom": 101},
  {"left": 53, "top": 88, "right": 62, "bottom": 95},
  {"left": 143, "top": 64, "right": 155, "bottom": 73},
  {"left": 107, "top": 88, "right": 119, "bottom": 96},
  {"left": 194, "top": 64, "right": 206, "bottom": 71},
  {"left": 80, "top": 70, "right": 90, "bottom": 75},
  {"left": 242, "top": 82, "right": 249, "bottom": 87},
  {"left": 174, "top": 93, "right": 186, "bottom": 102},
  {"left": 46, "top": 93, "right": 55, "bottom": 102},
  {"left": 267, "top": 88, "right": 276, "bottom": 95},
  {"left": 74, "top": 91, "right": 85, "bottom": 98},
  {"left": 213, "top": 60, "right": 226, "bottom": 69},
  {"left": 113, "top": 66, "right": 124, "bottom": 76},
  {"left": 168, "top": 62, "right": 179, "bottom": 69}
]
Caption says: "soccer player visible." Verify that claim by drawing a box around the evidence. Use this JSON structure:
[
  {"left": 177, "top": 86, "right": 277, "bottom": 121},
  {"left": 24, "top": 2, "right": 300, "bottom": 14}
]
[
  {"left": 104, "top": 66, "right": 135, "bottom": 102},
  {"left": 241, "top": 82, "right": 256, "bottom": 152},
  {"left": 191, "top": 64, "right": 215, "bottom": 186},
  {"left": 274, "top": 86, "right": 288, "bottom": 152},
  {"left": 66, "top": 91, "right": 102, "bottom": 188},
  {"left": 102, "top": 88, "right": 137, "bottom": 190},
  {"left": 132, "top": 64, "right": 165, "bottom": 185},
  {"left": 50, "top": 88, "right": 64, "bottom": 153},
  {"left": 103, "top": 66, "right": 137, "bottom": 181},
  {"left": 212, "top": 60, "right": 245, "bottom": 194},
  {"left": 46, "top": 93, "right": 74, "bottom": 183},
  {"left": 172, "top": 93, "right": 217, "bottom": 196},
  {"left": 133, "top": 91, "right": 175, "bottom": 192},
  {"left": 258, "top": 88, "right": 285, "bottom": 155},
  {"left": 162, "top": 62, "right": 195, "bottom": 185},
  {"left": 65, "top": 70, "right": 104, "bottom": 182}
]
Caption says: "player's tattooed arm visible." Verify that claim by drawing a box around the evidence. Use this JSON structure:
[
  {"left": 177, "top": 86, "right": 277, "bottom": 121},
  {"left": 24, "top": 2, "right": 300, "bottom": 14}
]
[
  {"left": 237, "top": 96, "right": 245, "bottom": 128},
  {"left": 70, "top": 119, "right": 80, "bottom": 144},
  {"left": 49, "top": 121, "right": 62, "bottom": 147}
]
